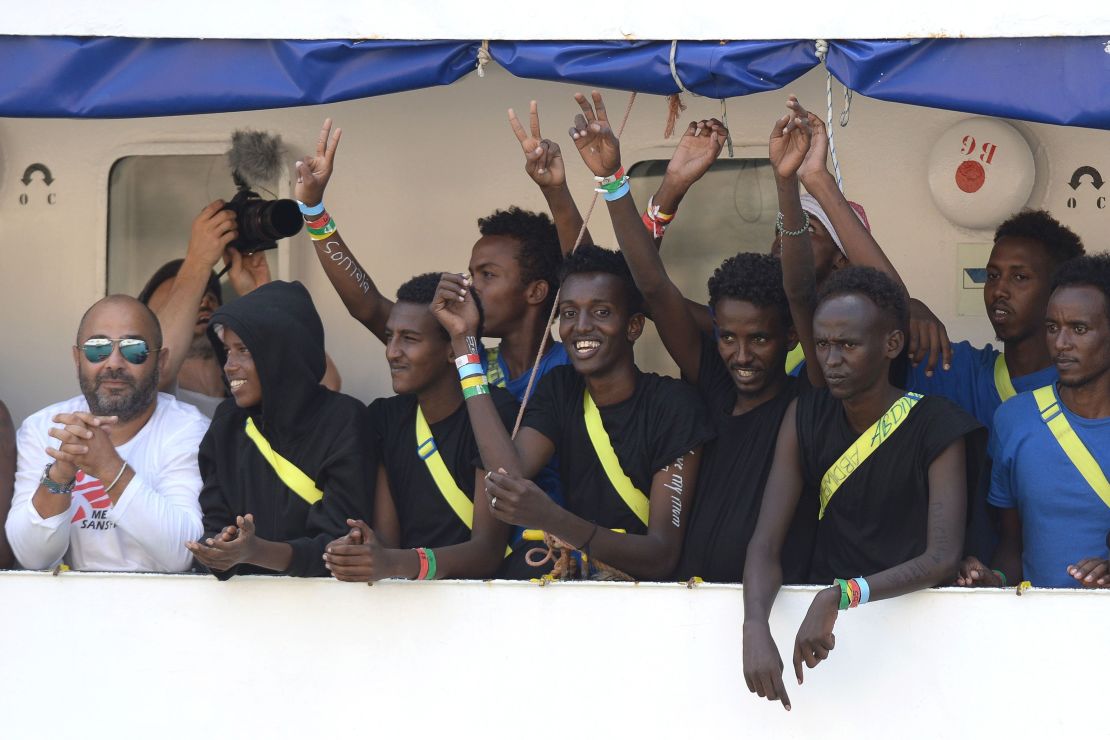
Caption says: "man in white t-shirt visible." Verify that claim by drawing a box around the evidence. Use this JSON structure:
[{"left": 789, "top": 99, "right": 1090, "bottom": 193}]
[{"left": 5, "top": 295, "right": 209, "bottom": 572}]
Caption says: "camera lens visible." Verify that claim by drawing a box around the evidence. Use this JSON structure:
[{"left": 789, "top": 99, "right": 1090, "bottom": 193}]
[{"left": 241, "top": 198, "right": 302, "bottom": 242}]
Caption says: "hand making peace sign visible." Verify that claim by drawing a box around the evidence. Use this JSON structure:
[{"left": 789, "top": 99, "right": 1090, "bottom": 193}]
[
  {"left": 508, "top": 101, "right": 566, "bottom": 189},
  {"left": 568, "top": 91, "right": 622, "bottom": 178},
  {"left": 295, "top": 117, "right": 342, "bottom": 207}
]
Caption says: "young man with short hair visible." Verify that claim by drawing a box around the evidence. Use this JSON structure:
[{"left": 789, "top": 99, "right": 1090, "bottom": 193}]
[
  {"left": 741, "top": 111, "right": 982, "bottom": 710},
  {"left": 433, "top": 239, "right": 712, "bottom": 580},
  {"left": 957, "top": 253, "right": 1110, "bottom": 589},
  {"left": 6, "top": 295, "right": 208, "bottom": 572},
  {"left": 186, "top": 281, "right": 371, "bottom": 578},
  {"left": 908, "top": 209, "right": 1085, "bottom": 429},
  {"left": 576, "top": 94, "right": 815, "bottom": 582},
  {"left": 322, "top": 273, "right": 517, "bottom": 582}
]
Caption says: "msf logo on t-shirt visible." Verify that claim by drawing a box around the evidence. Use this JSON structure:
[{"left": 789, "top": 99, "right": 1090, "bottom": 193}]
[{"left": 70, "top": 470, "right": 116, "bottom": 530}]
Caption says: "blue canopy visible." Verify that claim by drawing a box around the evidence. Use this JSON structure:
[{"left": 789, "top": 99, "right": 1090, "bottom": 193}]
[{"left": 0, "top": 35, "right": 1107, "bottom": 130}]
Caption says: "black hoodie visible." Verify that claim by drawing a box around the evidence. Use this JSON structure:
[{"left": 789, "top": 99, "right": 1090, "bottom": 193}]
[{"left": 197, "top": 280, "right": 374, "bottom": 578}]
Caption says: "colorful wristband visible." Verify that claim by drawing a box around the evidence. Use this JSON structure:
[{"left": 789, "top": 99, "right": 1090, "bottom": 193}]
[
  {"left": 593, "top": 166, "right": 625, "bottom": 186},
  {"left": 856, "top": 576, "right": 871, "bottom": 605},
  {"left": 305, "top": 219, "right": 337, "bottom": 236},
  {"left": 424, "top": 548, "right": 438, "bottom": 581},
  {"left": 460, "top": 374, "right": 486, "bottom": 391},
  {"left": 454, "top": 354, "right": 481, "bottom": 369},
  {"left": 457, "top": 362, "right": 484, "bottom": 380},
  {"left": 835, "top": 578, "right": 850, "bottom": 611},
  {"left": 297, "top": 200, "right": 326, "bottom": 217},
  {"left": 992, "top": 569, "right": 1009, "bottom": 587},
  {"left": 462, "top": 384, "right": 490, "bottom": 400},
  {"left": 602, "top": 181, "right": 631, "bottom": 202},
  {"left": 305, "top": 212, "right": 332, "bottom": 229},
  {"left": 415, "top": 547, "right": 429, "bottom": 580}
]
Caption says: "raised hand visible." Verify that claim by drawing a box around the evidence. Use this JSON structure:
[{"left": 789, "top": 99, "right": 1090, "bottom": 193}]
[
  {"left": 430, "top": 272, "right": 481, "bottom": 340},
  {"left": 569, "top": 91, "right": 621, "bottom": 178},
  {"left": 792, "top": 587, "right": 839, "bottom": 685},
  {"left": 188, "top": 201, "right": 238, "bottom": 269},
  {"left": 509, "top": 101, "right": 566, "bottom": 189},
  {"left": 295, "top": 118, "right": 342, "bottom": 207},
  {"left": 796, "top": 111, "right": 831, "bottom": 185},
  {"left": 224, "top": 248, "right": 272, "bottom": 297},
  {"left": 768, "top": 96, "right": 812, "bottom": 181},
  {"left": 664, "top": 119, "right": 728, "bottom": 187}
]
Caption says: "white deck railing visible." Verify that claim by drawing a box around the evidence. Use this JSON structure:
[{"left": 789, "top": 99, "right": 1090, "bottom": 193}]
[{"left": 1, "top": 571, "right": 1104, "bottom": 738}]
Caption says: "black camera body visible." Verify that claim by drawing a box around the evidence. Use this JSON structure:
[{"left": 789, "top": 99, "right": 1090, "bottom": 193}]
[{"left": 223, "top": 187, "right": 303, "bottom": 254}]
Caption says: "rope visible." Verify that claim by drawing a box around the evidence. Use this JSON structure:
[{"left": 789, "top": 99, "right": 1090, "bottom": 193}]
[
  {"left": 476, "top": 40, "right": 491, "bottom": 78},
  {"left": 509, "top": 91, "right": 639, "bottom": 439},
  {"left": 814, "top": 40, "right": 852, "bottom": 194}
]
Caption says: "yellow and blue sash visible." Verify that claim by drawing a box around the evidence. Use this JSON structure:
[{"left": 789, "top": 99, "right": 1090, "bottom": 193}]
[
  {"left": 785, "top": 344, "right": 806, "bottom": 376},
  {"left": 244, "top": 417, "right": 323, "bottom": 505},
  {"left": 1033, "top": 385, "right": 1110, "bottom": 509},
  {"left": 994, "top": 353, "right": 1017, "bottom": 402},
  {"left": 583, "top": 391, "right": 650, "bottom": 527},
  {"left": 819, "top": 393, "right": 923, "bottom": 519}
]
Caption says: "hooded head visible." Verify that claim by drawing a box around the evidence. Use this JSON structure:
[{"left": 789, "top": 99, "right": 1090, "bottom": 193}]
[{"left": 207, "top": 281, "right": 326, "bottom": 430}]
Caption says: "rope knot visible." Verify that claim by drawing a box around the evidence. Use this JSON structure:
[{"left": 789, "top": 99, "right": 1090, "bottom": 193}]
[
  {"left": 476, "top": 40, "right": 491, "bottom": 78},
  {"left": 815, "top": 39, "right": 829, "bottom": 62}
]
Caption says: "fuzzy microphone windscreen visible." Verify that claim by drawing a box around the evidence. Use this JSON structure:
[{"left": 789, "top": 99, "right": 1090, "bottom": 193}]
[{"left": 227, "top": 129, "right": 286, "bottom": 187}]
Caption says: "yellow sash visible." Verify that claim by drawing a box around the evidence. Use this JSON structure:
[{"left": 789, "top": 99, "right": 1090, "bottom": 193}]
[
  {"left": 484, "top": 346, "right": 507, "bottom": 389},
  {"left": 994, "top": 353, "right": 1017, "bottom": 402},
  {"left": 819, "top": 392, "right": 923, "bottom": 519},
  {"left": 1032, "top": 385, "right": 1110, "bottom": 509},
  {"left": 583, "top": 391, "right": 650, "bottom": 527},
  {"left": 416, "top": 406, "right": 512, "bottom": 556},
  {"left": 785, "top": 344, "right": 805, "bottom": 375},
  {"left": 244, "top": 418, "right": 323, "bottom": 505}
]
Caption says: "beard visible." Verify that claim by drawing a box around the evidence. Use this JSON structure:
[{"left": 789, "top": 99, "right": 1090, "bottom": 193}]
[{"left": 79, "top": 365, "right": 160, "bottom": 422}]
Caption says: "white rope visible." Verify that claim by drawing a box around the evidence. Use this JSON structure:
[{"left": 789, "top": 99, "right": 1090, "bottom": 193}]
[
  {"left": 476, "top": 40, "right": 491, "bottom": 78},
  {"left": 814, "top": 39, "right": 852, "bottom": 194},
  {"left": 668, "top": 40, "right": 698, "bottom": 96},
  {"left": 720, "top": 98, "right": 734, "bottom": 158}
]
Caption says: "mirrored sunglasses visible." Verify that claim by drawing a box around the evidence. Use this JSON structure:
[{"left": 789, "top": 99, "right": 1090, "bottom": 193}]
[{"left": 79, "top": 337, "right": 155, "bottom": 364}]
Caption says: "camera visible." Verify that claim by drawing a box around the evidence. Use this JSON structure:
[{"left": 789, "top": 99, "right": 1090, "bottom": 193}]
[{"left": 222, "top": 187, "right": 303, "bottom": 254}]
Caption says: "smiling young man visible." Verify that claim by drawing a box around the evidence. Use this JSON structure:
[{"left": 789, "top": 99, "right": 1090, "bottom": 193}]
[
  {"left": 6, "top": 295, "right": 208, "bottom": 572},
  {"left": 570, "top": 95, "right": 815, "bottom": 582},
  {"left": 956, "top": 254, "right": 1110, "bottom": 590},
  {"left": 322, "top": 274, "right": 517, "bottom": 583},
  {"left": 186, "top": 281, "right": 371, "bottom": 579},
  {"left": 432, "top": 241, "right": 713, "bottom": 581},
  {"left": 740, "top": 108, "right": 982, "bottom": 711},
  {"left": 908, "top": 210, "right": 1084, "bottom": 429}
]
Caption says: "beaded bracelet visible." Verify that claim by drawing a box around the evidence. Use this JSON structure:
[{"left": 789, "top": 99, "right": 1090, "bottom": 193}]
[{"left": 775, "top": 210, "right": 810, "bottom": 237}]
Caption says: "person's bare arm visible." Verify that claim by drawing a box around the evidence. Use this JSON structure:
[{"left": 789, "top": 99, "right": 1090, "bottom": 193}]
[
  {"left": 508, "top": 101, "right": 591, "bottom": 254},
  {"left": 769, "top": 108, "right": 823, "bottom": 389},
  {"left": 155, "top": 201, "right": 236, "bottom": 392},
  {"left": 486, "top": 449, "right": 701, "bottom": 580},
  {"left": 568, "top": 92, "right": 707, "bottom": 381},
  {"left": 792, "top": 437, "right": 967, "bottom": 687},
  {"left": 296, "top": 118, "right": 394, "bottom": 343},
  {"left": 742, "top": 400, "right": 804, "bottom": 711},
  {"left": 0, "top": 401, "right": 15, "bottom": 568},
  {"left": 649, "top": 119, "right": 728, "bottom": 248}
]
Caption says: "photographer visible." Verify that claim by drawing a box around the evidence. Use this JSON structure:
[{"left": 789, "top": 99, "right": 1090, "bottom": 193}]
[{"left": 142, "top": 201, "right": 341, "bottom": 418}]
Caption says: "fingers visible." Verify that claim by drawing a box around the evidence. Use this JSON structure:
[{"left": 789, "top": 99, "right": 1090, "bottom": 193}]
[
  {"left": 1068, "top": 558, "right": 1110, "bottom": 586},
  {"left": 591, "top": 91, "right": 608, "bottom": 123},
  {"left": 908, "top": 320, "right": 922, "bottom": 364},
  {"left": 354, "top": 520, "right": 375, "bottom": 543},
  {"left": 315, "top": 118, "right": 332, "bottom": 159},
  {"left": 507, "top": 107, "right": 529, "bottom": 145},
  {"left": 324, "top": 123, "right": 342, "bottom": 164},
  {"left": 295, "top": 159, "right": 314, "bottom": 186},
  {"left": 924, "top": 322, "right": 941, "bottom": 376},
  {"left": 529, "top": 100, "right": 541, "bottom": 140},
  {"left": 45, "top": 446, "right": 81, "bottom": 466},
  {"left": 240, "top": 513, "right": 256, "bottom": 537},
  {"left": 769, "top": 114, "right": 790, "bottom": 140},
  {"left": 573, "top": 92, "right": 596, "bottom": 123},
  {"left": 792, "top": 642, "right": 805, "bottom": 684},
  {"left": 939, "top": 323, "right": 953, "bottom": 371}
]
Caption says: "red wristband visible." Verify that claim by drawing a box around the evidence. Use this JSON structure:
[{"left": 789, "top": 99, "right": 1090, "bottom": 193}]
[{"left": 415, "top": 547, "right": 429, "bottom": 580}]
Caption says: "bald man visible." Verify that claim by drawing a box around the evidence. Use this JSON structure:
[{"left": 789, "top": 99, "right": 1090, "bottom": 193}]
[{"left": 5, "top": 295, "right": 209, "bottom": 572}]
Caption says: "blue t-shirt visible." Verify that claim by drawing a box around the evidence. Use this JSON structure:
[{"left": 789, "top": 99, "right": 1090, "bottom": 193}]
[
  {"left": 480, "top": 341, "right": 570, "bottom": 506},
  {"left": 907, "top": 341, "right": 1057, "bottom": 430},
  {"left": 988, "top": 385, "right": 1110, "bottom": 587}
]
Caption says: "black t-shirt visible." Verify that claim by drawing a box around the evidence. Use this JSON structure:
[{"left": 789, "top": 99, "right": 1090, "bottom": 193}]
[
  {"left": 521, "top": 365, "right": 713, "bottom": 535},
  {"left": 796, "top": 388, "right": 982, "bottom": 583},
  {"left": 367, "top": 388, "right": 518, "bottom": 550},
  {"left": 674, "top": 333, "right": 816, "bottom": 583}
]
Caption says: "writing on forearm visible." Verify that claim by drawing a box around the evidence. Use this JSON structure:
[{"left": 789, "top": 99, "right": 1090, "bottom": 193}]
[
  {"left": 317, "top": 239, "right": 371, "bottom": 294},
  {"left": 662, "top": 453, "right": 689, "bottom": 528}
]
